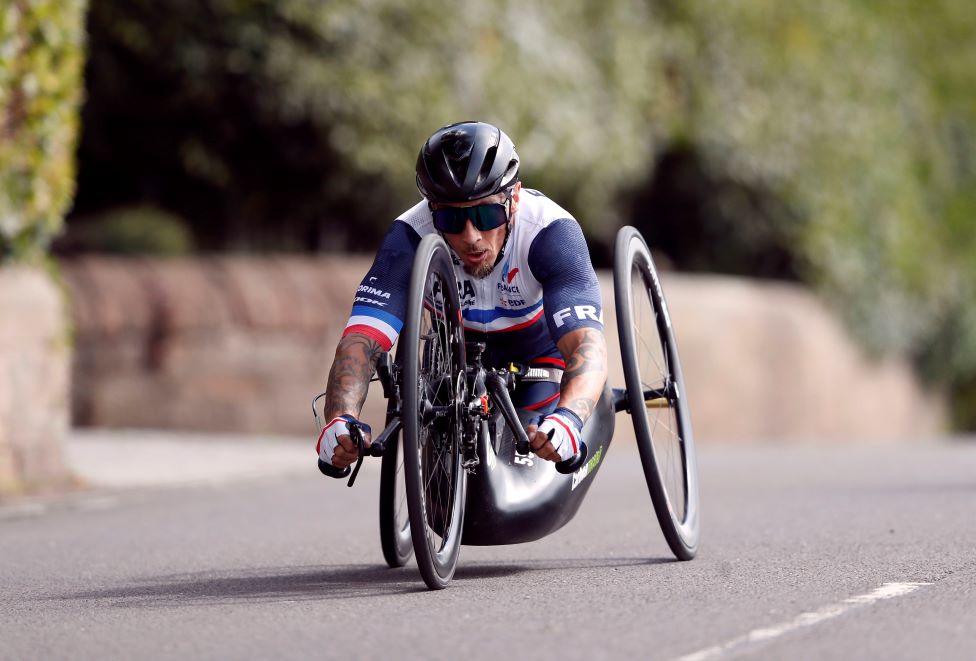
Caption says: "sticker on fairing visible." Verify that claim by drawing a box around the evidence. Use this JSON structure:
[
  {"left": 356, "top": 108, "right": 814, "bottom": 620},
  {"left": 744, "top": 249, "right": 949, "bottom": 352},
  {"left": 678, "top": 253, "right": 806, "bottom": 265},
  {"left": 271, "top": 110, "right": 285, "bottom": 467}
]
[{"left": 570, "top": 446, "right": 603, "bottom": 490}]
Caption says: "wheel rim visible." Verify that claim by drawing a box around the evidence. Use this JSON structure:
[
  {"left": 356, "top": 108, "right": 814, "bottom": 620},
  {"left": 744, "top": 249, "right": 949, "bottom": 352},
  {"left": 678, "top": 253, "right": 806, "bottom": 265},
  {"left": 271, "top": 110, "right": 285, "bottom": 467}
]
[
  {"left": 411, "top": 265, "right": 465, "bottom": 571},
  {"left": 615, "top": 227, "right": 699, "bottom": 558},
  {"left": 392, "top": 435, "right": 411, "bottom": 551},
  {"left": 629, "top": 258, "right": 688, "bottom": 522}
]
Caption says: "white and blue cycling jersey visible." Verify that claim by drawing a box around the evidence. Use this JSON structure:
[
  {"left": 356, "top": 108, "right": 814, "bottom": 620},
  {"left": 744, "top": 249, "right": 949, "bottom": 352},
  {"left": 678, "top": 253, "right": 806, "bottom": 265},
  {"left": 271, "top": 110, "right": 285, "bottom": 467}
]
[{"left": 343, "top": 189, "right": 604, "bottom": 373}]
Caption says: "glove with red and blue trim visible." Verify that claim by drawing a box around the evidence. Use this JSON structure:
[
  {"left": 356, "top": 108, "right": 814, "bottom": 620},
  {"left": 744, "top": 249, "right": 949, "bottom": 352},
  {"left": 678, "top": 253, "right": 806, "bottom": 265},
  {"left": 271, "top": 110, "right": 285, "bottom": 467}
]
[
  {"left": 316, "top": 414, "right": 372, "bottom": 469},
  {"left": 529, "top": 407, "right": 583, "bottom": 462}
]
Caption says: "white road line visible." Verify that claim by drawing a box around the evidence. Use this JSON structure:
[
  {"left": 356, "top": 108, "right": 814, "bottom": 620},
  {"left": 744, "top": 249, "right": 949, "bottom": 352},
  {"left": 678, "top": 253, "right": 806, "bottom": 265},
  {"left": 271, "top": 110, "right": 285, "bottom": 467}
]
[{"left": 676, "top": 581, "right": 932, "bottom": 661}]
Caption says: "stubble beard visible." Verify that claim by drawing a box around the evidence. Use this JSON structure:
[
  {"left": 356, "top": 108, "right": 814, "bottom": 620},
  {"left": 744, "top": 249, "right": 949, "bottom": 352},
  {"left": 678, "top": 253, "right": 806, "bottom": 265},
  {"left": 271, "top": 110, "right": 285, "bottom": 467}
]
[{"left": 463, "top": 254, "right": 495, "bottom": 279}]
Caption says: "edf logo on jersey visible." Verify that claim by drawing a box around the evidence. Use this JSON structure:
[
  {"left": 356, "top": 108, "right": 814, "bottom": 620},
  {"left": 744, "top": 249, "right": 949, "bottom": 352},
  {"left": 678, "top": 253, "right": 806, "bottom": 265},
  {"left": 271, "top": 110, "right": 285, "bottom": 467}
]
[{"left": 552, "top": 305, "right": 602, "bottom": 328}]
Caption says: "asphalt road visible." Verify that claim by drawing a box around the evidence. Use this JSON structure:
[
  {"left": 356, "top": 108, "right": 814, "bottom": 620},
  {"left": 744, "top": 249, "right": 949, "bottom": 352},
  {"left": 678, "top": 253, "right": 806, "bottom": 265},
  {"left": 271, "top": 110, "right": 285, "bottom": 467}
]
[{"left": 2, "top": 438, "right": 975, "bottom": 660}]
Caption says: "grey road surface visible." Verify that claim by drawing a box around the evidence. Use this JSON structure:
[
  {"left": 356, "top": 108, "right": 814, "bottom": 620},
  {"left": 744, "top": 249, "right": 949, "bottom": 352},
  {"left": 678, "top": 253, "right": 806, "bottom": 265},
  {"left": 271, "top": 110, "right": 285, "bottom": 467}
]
[{"left": 2, "top": 438, "right": 975, "bottom": 660}]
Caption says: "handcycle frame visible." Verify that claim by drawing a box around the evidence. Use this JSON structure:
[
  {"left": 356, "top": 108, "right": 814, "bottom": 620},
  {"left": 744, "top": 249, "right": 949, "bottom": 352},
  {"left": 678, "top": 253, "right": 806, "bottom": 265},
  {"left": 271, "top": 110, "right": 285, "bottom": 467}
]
[{"left": 314, "top": 340, "right": 616, "bottom": 545}]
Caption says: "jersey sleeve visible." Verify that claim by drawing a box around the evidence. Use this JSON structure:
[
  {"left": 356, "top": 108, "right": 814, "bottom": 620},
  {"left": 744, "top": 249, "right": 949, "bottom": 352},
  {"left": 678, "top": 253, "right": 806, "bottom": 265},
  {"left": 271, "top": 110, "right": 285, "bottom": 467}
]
[
  {"left": 527, "top": 218, "right": 604, "bottom": 345},
  {"left": 342, "top": 220, "right": 421, "bottom": 350}
]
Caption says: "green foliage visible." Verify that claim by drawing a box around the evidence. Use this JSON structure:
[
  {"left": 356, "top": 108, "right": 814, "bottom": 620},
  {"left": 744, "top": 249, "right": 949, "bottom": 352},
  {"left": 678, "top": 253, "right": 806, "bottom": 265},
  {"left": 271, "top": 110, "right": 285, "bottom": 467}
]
[
  {"left": 61, "top": 206, "right": 194, "bottom": 255},
  {"left": 664, "top": 1, "right": 976, "bottom": 420},
  {"left": 77, "top": 0, "right": 672, "bottom": 248},
  {"left": 0, "top": 0, "right": 87, "bottom": 262},
  {"left": 259, "top": 0, "right": 672, "bottom": 244}
]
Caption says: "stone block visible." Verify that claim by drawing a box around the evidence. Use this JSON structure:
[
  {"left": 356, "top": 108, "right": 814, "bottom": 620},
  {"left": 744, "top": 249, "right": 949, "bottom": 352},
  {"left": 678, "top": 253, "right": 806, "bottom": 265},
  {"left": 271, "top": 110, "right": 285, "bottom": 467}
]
[{"left": 0, "top": 265, "right": 72, "bottom": 495}]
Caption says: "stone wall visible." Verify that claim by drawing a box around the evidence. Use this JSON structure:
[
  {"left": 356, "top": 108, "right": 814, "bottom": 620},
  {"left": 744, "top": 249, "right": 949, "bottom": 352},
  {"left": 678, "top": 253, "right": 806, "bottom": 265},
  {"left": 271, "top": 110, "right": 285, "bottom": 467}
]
[
  {"left": 0, "top": 266, "right": 72, "bottom": 495},
  {"left": 60, "top": 257, "right": 947, "bottom": 443},
  {"left": 621, "top": 274, "right": 947, "bottom": 442},
  {"left": 62, "top": 256, "right": 371, "bottom": 435}
]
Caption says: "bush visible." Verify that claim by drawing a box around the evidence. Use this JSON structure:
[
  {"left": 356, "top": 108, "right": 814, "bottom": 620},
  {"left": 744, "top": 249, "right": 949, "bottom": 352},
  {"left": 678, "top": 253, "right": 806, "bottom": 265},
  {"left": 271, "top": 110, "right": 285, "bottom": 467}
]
[
  {"left": 56, "top": 206, "right": 194, "bottom": 255},
  {"left": 0, "top": 0, "right": 87, "bottom": 262}
]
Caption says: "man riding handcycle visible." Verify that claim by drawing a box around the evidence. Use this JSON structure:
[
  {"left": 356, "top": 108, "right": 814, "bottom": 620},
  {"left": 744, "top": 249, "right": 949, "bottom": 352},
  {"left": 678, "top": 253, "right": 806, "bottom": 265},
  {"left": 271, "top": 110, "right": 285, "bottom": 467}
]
[{"left": 314, "top": 121, "right": 699, "bottom": 589}]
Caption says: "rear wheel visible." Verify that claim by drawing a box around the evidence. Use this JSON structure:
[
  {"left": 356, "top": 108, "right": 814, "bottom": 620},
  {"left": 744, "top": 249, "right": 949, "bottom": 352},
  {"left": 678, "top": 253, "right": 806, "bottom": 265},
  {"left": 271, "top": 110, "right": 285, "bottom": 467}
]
[
  {"left": 402, "top": 235, "right": 467, "bottom": 589},
  {"left": 614, "top": 226, "right": 700, "bottom": 560},
  {"left": 378, "top": 406, "right": 412, "bottom": 568}
]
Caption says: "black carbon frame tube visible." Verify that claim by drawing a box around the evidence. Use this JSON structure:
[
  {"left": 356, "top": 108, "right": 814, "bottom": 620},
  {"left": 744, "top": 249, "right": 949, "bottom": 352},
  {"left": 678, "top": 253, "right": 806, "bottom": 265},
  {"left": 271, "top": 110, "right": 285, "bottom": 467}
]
[{"left": 485, "top": 371, "right": 587, "bottom": 474}]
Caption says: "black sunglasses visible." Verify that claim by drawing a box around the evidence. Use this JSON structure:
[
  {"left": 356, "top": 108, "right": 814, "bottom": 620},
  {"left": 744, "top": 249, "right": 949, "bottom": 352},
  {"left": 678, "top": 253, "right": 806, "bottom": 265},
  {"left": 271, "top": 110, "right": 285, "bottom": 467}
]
[{"left": 430, "top": 192, "right": 512, "bottom": 234}]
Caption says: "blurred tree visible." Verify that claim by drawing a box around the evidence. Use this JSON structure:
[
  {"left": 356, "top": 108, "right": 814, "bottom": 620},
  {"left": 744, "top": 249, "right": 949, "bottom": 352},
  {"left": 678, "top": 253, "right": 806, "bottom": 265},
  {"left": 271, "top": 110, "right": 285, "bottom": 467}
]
[
  {"left": 632, "top": 1, "right": 976, "bottom": 425},
  {"left": 629, "top": 144, "right": 802, "bottom": 280},
  {"left": 73, "top": 0, "right": 671, "bottom": 251},
  {"left": 0, "top": 0, "right": 87, "bottom": 261}
]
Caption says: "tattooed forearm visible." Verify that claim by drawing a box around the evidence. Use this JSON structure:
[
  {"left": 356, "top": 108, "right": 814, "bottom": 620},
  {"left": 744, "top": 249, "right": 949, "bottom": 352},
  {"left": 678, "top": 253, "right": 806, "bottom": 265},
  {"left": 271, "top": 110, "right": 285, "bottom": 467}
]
[
  {"left": 557, "top": 328, "right": 608, "bottom": 424},
  {"left": 561, "top": 329, "right": 607, "bottom": 382},
  {"left": 323, "top": 334, "right": 384, "bottom": 420}
]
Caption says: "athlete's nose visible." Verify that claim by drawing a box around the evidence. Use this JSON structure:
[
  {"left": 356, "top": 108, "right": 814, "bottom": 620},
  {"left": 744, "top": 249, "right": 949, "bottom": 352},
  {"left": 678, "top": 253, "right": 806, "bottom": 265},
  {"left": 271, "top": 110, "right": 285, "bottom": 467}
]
[{"left": 459, "top": 219, "right": 482, "bottom": 244}]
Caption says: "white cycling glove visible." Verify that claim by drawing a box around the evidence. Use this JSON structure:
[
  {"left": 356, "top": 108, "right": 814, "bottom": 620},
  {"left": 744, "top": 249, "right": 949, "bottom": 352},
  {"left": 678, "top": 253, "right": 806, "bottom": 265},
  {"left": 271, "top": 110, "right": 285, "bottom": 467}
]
[
  {"left": 533, "top": 407, "right": 584, "bottom": 461},
  {"left": 316, "top": 414, "right": 370, "bottom": 465}
]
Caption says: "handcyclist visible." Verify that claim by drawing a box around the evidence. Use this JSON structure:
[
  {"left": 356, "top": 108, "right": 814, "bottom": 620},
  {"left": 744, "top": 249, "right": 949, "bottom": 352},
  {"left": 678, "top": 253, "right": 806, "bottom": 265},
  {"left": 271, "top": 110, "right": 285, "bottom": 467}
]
[{"left": 317, "top": 121, "right": 608, "bottom": 471}]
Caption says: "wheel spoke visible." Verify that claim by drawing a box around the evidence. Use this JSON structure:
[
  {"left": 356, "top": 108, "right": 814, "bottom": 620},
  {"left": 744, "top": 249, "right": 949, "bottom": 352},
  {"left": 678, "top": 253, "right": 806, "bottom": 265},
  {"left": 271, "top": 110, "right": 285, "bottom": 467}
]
[{"left": 615, "top": 229, "right": 698, "bottom": 559}]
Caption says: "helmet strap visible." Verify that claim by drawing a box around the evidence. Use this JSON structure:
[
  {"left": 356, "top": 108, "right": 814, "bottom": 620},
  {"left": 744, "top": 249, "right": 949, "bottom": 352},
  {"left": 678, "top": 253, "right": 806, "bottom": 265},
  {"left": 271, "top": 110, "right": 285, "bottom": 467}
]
[{"left": 491, "top": 218, "right": 513, "bottom": 270}]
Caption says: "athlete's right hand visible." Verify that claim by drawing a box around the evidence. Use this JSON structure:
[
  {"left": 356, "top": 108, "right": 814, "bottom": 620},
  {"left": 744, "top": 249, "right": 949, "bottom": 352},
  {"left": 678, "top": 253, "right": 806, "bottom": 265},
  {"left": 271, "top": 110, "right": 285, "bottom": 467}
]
[{"left": 316, "top": 415, "right": 372, "bottom": 469}]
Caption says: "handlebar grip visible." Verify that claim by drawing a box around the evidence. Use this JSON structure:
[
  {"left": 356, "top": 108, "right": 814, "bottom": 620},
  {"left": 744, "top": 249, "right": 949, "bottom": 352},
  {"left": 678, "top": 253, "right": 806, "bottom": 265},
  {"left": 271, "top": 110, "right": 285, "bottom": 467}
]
[
  {"left": 318, "top": 418, "right": 376, "bottom": 483},
  {"left": 318, "top": 458, "right": 351, "bottom": 479},
  {"left": 346, "top": 422, "right": 384, "bottom": 457},
  {"left": 555, "top": 441, "right": 588, "bottom": 475}
]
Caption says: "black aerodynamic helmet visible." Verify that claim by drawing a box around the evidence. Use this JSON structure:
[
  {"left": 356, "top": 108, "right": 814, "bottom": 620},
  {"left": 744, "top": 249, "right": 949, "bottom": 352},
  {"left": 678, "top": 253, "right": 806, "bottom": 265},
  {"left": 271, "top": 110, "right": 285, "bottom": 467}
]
[{"left": 416, "top": 121, "right": 520, "bottom": 203}]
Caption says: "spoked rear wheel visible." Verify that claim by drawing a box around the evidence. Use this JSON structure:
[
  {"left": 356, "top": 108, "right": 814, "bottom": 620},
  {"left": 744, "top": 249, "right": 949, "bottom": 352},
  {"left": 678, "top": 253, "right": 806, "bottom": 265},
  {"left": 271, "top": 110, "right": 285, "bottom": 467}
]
[
  {"left": 614, "top": 226, "right": 700, "bottom": 560},
  {"left": 402, "top": 235, "right": 467, "bottom": 589}
]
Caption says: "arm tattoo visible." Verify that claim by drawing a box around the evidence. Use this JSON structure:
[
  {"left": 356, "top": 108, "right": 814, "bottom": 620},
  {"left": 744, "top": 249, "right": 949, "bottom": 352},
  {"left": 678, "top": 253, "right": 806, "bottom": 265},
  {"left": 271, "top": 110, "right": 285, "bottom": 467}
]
[
  {"left": 324, "top": 334, "right": 384, "bottom": 420},
  {"left": 565, "top": 396, "right": 597, "bottom": 421},
  {"left": 559, "top": 328, "right": 607, "bottom": 424},
  {"left": 562, "top": 329, "right": 607, "bottom": 382}
]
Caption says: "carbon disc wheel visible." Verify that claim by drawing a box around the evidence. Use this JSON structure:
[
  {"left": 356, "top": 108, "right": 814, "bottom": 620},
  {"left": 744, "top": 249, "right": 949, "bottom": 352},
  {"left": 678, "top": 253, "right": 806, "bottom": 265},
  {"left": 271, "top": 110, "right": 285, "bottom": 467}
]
[
  {"left": 402, "top": 234, "right": 467, "bottom": 589},
  {"left": 614, "top": 226, "right": 700, "bottom": 560}
]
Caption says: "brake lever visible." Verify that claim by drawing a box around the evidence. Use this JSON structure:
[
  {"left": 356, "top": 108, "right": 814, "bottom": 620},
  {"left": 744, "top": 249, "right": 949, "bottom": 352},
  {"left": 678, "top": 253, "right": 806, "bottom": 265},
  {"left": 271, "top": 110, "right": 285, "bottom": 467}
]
[
  {"left": 346, "top": 422, "right": 370, "bottom": 487},
  {"left": 317, "top": 419, "right": 380, "bottom": 486}
]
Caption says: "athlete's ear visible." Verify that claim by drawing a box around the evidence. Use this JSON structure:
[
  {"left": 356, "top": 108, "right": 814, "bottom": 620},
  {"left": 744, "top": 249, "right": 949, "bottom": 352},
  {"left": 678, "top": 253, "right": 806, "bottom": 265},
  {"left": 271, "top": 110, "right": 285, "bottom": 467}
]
[{"left": 512, "top": 181, "right": 522, "bottom": 212}]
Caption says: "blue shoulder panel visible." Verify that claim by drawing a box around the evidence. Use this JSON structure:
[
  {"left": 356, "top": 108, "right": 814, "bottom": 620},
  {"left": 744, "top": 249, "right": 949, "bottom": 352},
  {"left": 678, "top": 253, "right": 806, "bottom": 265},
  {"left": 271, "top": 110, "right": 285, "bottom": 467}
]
[{"left": 527, "top": 218, "right": 604, "bottom": 344}]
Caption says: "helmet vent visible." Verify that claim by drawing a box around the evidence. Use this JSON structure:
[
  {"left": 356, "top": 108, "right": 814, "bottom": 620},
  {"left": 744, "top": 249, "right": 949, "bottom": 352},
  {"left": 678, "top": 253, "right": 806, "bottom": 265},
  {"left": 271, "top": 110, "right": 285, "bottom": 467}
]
[
  {"left": 442, "top": 130, "right": 472, "bottom": 186},
  {"left": 478, "top": 145, "right": 498, "bottom": 188}
]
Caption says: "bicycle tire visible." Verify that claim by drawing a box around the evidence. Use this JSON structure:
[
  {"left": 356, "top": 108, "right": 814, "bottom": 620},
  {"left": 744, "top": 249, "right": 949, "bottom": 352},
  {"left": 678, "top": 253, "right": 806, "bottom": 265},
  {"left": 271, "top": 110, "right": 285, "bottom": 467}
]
[
  {"left": 402, "top": 234, "right": 467, "bottom": 589},
  {"left": 614, "top": 226, "right": 700, "bottom": 560},
  {"left": 378, "top": 404, "right": 412, "bottom": 568}
]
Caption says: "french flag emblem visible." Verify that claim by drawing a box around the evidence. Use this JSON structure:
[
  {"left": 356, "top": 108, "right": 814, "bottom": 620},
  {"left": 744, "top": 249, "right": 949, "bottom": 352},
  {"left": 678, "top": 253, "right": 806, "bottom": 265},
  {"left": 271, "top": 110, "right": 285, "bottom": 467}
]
[{"left": 506, "top": 267, "right": 519, "bottom": 283}]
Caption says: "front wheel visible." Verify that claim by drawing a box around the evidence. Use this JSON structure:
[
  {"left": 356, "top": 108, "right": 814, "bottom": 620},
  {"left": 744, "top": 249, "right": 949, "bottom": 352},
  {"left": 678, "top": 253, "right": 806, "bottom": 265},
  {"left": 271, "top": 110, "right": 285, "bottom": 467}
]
[
  {"left": 402, "top": 234, "right": 467, "bottom": 589},
  {"left": 614, "top": 226, "right": 700, "bottom": 560}
]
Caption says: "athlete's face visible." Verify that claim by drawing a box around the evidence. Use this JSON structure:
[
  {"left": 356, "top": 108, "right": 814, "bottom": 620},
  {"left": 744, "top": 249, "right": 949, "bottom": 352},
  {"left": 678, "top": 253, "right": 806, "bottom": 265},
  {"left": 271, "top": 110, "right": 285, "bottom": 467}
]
[{"left": 435, "top": 182, "right": 521, "bottom": 279}]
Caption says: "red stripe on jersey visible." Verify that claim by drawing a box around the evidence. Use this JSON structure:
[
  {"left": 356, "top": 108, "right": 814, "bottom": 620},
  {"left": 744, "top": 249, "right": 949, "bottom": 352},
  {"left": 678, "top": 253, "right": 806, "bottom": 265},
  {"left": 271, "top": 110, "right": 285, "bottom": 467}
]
[
  {"left": 342, "top": 324, "right": 393, "bottom": 351},
  {"left": 463, "top": 308, "right": 544, "bottom": 334},
  {"left": 531, "top": 356, "right": 566, "bottom": 368},
  {"left": 524, "top": 392, "right": 561, "bottom": 411}
]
